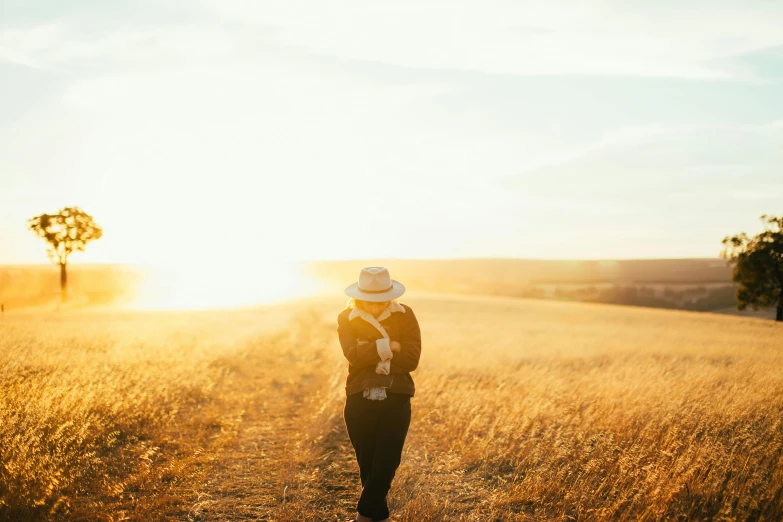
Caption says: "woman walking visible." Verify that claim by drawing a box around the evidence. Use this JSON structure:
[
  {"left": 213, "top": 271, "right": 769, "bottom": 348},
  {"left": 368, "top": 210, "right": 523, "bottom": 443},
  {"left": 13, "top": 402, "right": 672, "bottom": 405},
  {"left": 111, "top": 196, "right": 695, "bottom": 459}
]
[{"left": 338, "top": 267, "right": 422, "bottom": 522}]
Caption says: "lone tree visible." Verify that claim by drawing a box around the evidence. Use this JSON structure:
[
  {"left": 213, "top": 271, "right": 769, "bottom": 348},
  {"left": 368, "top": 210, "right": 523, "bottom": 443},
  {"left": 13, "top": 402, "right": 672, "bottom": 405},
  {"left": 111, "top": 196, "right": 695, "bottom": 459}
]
[
  {"left": 722, "top": 214, "right": 783, "bottom": 322},
  {"left": 28, "top": 206, "right": 103, "bottom": 303}
]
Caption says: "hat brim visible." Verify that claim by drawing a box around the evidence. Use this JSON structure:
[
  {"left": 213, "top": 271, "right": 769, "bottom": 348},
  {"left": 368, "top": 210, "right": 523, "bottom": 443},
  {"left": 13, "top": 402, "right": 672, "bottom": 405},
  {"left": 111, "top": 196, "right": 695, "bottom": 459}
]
[{"left": 344, "top": 280, "right": 406, "bottom": 302}]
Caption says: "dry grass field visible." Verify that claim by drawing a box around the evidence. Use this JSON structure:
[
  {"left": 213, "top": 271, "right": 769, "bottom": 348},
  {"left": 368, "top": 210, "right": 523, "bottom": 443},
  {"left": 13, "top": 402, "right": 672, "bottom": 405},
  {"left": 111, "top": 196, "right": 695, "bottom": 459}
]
[{"left": 1, "top": 293, "right": 782, "bottom": 521}]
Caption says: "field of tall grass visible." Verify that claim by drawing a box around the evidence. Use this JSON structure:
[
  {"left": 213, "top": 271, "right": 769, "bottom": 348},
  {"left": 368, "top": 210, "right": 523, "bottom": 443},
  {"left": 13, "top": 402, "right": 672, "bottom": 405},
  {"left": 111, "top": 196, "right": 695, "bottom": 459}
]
[{"left": 1, "top": 294, "right": 781, "bottom": 520}]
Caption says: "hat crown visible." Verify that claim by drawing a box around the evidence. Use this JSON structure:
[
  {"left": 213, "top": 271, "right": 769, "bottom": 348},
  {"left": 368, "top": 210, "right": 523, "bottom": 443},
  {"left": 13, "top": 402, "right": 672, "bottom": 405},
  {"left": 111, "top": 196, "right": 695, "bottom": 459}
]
[
  {"left": 345, "top": 266, "right": 405, "bottom": 301},
  {"left": 357, "top": 267, "right": 393, "bottom": 292}
]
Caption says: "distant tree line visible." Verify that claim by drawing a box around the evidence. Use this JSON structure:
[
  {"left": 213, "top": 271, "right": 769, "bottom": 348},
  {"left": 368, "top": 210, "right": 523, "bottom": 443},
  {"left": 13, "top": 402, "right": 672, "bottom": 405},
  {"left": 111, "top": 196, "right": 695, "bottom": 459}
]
[{"left": 514, "top": 284, "right": 738, "bottom": 313}]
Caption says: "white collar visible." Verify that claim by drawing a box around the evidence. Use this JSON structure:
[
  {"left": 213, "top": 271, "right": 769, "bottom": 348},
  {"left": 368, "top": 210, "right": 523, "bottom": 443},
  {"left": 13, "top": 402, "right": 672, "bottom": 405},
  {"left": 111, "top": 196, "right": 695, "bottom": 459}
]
[{"left": 348, "top": 300, "right": 406, "bottom": 323}]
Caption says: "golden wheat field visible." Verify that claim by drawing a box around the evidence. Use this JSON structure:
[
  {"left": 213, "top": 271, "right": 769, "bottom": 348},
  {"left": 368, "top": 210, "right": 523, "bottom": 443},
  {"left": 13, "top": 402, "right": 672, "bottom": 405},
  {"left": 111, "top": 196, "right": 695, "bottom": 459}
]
[{"left": 1, "top": 293, "right": 782, "bottom": 521}]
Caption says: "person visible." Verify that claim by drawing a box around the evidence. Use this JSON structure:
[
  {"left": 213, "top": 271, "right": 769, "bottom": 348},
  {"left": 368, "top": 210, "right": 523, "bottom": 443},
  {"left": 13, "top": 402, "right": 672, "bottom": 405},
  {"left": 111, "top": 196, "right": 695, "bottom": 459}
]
[{"left": 337, "top": 266, "right": 422, "bottom": 522}]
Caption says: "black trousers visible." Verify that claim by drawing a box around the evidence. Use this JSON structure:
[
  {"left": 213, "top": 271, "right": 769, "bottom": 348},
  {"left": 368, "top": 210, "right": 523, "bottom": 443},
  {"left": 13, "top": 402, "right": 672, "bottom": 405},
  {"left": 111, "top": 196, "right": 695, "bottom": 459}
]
[{"left": 343, "top": 391, "right": 412, "bottom": 521}]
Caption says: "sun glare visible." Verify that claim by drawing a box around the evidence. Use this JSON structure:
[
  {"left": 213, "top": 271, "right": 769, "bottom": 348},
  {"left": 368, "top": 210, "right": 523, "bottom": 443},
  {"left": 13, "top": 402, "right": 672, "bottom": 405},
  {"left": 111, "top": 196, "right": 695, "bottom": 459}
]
[{"left": 131, "top": 260, "right": 323, "bottom": 311}]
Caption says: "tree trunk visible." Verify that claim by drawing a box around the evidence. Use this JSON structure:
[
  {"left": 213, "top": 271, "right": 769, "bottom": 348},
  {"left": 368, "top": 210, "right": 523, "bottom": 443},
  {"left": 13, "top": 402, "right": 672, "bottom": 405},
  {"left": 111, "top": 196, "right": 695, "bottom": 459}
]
[
  {"left": 60, "top": 262, "right": 67, "bottom": 303},
  {"left": 777, "top": 301, "right": 783, "bottom": 322}
]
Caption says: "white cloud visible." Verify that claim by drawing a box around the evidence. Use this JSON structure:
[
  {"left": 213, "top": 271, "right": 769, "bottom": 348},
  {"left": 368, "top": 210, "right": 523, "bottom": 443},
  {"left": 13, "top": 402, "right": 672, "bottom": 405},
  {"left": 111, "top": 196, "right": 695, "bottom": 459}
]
[
  {"left": 505, "top": 121, "right": 783, "bottom": 224},
  {"left": 0, "top": 20, "right": 249, "bottom": 71},
  {"left": 4, "top": 1, "right": 783, "bottom": 78},
  {"left": 511, "top": 121, "right": 783, "bottom": 179},
  {"left": 198, "top": 0, "right": 783, "bottom": 79}
]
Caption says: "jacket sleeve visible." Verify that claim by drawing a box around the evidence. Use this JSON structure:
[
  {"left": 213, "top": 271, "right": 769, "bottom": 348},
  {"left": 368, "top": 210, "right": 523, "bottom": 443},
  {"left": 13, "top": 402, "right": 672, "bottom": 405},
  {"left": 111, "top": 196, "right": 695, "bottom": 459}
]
[
  {"left": 337, "top": 312, "right": 383, "bottom": 369},
  {"left": 390, "top": 307, "right": 421, "bottom": 374}
]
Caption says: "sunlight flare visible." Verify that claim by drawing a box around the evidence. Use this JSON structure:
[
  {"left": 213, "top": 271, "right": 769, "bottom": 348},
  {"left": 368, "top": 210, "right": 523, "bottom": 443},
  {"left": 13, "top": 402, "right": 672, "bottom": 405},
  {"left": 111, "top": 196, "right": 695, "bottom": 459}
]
[{"left": 131, "top": 260, "right": 323, "bottom": 310}]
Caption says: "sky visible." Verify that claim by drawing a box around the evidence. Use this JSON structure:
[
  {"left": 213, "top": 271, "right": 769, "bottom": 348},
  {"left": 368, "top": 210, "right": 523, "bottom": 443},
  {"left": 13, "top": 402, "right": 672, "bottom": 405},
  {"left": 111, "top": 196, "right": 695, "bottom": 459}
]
[{"left": 1, "top": 0, "right": 782, "bottom": 267}]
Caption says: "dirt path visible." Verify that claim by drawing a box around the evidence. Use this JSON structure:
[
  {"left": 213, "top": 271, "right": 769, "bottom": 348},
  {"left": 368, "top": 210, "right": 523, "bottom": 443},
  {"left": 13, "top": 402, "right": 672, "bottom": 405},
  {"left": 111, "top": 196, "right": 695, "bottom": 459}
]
[
  {"left": 76, "top": 305, "right": 416, "bottom": 522},
  {"left": 181, "top": 310, "right": 361, "bottom": 521}
]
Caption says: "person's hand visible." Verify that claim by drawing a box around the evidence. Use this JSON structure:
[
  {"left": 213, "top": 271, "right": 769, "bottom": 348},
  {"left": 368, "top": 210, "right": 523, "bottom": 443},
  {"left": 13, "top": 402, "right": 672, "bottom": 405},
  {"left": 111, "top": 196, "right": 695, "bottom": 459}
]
[{"left": 390, "top": 341, "right": 401, "bottom": 352}]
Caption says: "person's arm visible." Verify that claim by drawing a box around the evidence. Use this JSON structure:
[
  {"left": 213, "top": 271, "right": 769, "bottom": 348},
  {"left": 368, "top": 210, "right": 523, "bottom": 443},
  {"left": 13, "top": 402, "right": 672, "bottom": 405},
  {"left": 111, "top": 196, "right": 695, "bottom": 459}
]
[
  {"left": 390, "top": 307, "right": 421, "bottom": 373},
  {"left": 337, "top": 312, "right": 387, "bottom": 369}
]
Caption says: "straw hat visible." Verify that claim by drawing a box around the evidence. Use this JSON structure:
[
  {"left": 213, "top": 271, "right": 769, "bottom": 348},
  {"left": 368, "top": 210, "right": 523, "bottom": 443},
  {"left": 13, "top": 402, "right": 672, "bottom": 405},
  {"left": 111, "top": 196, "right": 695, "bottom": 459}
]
[{"left": 344, "top": 266, "right": 406, "bottom": 302}]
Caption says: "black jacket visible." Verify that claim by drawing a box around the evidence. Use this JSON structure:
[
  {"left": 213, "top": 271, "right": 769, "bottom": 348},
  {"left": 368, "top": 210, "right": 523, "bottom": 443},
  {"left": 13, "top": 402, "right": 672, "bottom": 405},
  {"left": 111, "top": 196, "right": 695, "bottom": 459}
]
[{"left": 337, "top": 303, "right": 422, "bottom": 397}]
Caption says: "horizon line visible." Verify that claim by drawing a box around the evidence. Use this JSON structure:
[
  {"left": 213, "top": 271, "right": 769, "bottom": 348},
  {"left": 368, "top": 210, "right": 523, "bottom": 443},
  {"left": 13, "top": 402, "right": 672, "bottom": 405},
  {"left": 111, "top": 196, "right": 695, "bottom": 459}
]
[{"left": 0, "top": 256, "right": 728, "bottom": 268}]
